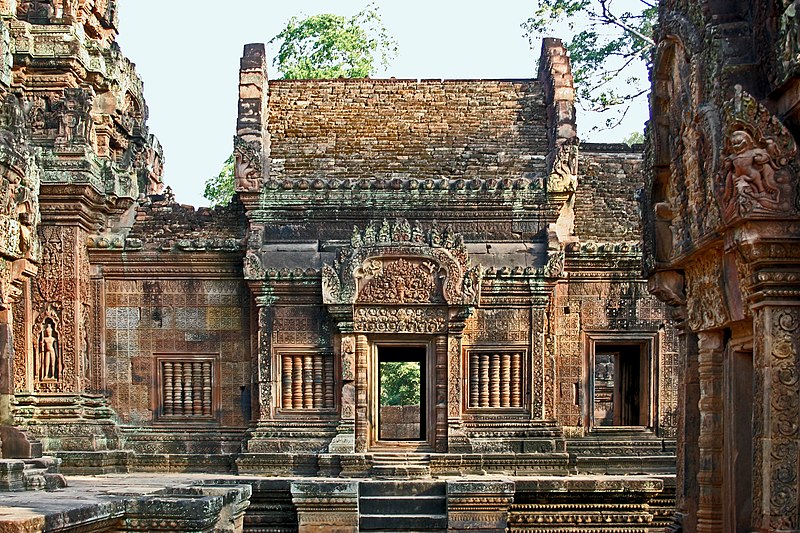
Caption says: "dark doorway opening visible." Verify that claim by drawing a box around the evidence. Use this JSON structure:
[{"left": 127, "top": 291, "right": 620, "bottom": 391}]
[
  {"left": 593, "top": 343, "right": 649, "bottom": 426},
  {"left": 378, "top": 346, "right": 426, "bottom": 441}
]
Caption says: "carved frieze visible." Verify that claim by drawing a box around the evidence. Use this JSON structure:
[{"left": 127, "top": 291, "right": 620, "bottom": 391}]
[
  {"left": 718, "top": 86, "right": 798, "bottom": 223},
  {"left": 353, "top": 307, "right": 446, "bottom": 334}
]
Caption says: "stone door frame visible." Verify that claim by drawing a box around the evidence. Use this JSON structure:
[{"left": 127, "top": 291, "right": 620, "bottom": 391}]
[{"left": 367, "top": 335, "right": 437, "bottom": 451}]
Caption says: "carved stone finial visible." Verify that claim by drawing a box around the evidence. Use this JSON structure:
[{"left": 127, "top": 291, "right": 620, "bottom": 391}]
[
  {"left": 548, "top": 137, "right": 579, "bottom": 193},
  {"left": 233, "top": 135, "right": 262, "bottom": 192}
]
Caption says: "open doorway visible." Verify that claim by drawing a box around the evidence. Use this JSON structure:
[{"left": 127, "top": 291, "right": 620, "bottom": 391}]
[
  {"left": 377, "top": 346, "right": 426, "bottom": 441},
  {"left": 591, "top": 342, "right": 651, "bottom": 427}
]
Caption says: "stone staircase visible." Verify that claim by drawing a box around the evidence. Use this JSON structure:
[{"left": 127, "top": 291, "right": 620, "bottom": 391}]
[
  {"left": 1, "top": 425, "right": 67, "bottom": 491},
  {"left": 567, "top": 427, "right": 676, "bottom": 474},
  {"left": 359, "top": 480, "right": 447, "bottom": 532},
  {"left": 371, "top": 452, "right": 431, "bottom": 478}
]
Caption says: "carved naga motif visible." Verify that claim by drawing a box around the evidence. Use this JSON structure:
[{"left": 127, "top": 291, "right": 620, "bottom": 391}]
[
  {"left": 233, "top": 135, "right": 262, "bottom": 192},
  {"left": 717, "top": 86, "right": 798, "bottom": 222},
  {"left": 322, "top": 219, "right": 482, "bottom": 307}
]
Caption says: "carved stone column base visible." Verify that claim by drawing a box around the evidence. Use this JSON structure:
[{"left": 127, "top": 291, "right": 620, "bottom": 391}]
[
  {"left": 291, "top": 480, "right": 359, "bottom": 533},
  {"left": 447, "top": 479, "right": 514, "bottom": 532}
]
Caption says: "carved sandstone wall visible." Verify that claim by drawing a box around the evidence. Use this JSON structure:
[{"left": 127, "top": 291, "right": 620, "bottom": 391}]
[{"left": 267, "top": 79, "right": 548, "bottom": 183}]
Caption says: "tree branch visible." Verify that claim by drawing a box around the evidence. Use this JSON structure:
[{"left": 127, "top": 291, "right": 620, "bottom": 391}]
[{"left": 598, "top": 0, "right": 655, "bottom": 47}]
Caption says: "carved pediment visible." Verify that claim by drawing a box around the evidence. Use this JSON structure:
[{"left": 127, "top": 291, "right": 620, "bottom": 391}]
[
  {"left": 322, "top": 219, "right": 482, "bottom": 307},
  {"left": 356, "top": 257, "right": 443, "bottom": 305},
  {"left": 717, "top": 86, "right": 799, "bottom": 223}
]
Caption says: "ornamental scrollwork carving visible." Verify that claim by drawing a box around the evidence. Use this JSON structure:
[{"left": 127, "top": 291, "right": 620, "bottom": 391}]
[
  {"left": 353, "top": 307, "right": 446, "bottom": 334},
  {"left": 234, "top": 135, "right": 262, "bottom": 192},
  {"left": 718, "top": 86, "right": 798, "bottom": 222},
  {"left": 764, "top": 307, "right": 800, "bottom": 529},
  {"left": 685, "top": 251, "right": 729, "bottom": 331},
  {"left": 322, "top": 219, "right": 481, "bottom": 307}
]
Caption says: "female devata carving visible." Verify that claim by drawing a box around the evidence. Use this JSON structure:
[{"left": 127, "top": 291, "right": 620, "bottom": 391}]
[{"left": 35, "top": 318, "right": 61, "bottom": 381}]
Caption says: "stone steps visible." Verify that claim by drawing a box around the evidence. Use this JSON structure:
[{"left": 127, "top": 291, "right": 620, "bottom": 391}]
[
  {"left": 0, "top": 457, "right": 66, "bottom": 491},
  {"left": 359, "top": 480, "right": 447, "bottom": 532},
  {"left": 567, "top": 428, "right": 676, "bottom": 475},
  {"left": 371, "top": 452, "right": 431, "bottom": 478}
]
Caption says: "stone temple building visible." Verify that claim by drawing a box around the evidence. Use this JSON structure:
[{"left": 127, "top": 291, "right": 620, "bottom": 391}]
[
  {"left": 643, "top": 0, "right": 800, "bottom": 532},
  {"left": 0, "top": 0, "right": 733, "bottom": 531}
]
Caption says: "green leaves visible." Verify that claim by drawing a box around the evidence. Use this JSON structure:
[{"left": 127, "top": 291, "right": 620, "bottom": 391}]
[
  {"left": 202, "top": 154, "right": 235, "bottom": 206},
  {"left": 380, "top": 361, "right": 421, "bottom": 406},
  {"left": 523, "top": 0, "right": 656, "bottom": 131},
  {"left": 269, "top": 3, "right": 397, "bottom": 80}
]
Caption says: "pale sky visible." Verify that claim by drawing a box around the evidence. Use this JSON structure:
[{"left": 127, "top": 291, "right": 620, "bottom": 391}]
[{"left": 116, "top": 1, "right": 648, "bottom": 207}]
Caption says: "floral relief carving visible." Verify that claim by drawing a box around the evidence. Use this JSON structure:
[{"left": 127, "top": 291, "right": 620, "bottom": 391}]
[
  {"left": 353, "top": 307, "right": 446, "bottom": 334},
  {"left": 764, "top": 307, "right": 800, "bottom": 529},
  {"left": 718, "top": 86, "right": 798, "bottom": 222},
  {"left": 685, "top": 251, "right": 729, "bottom": 331}
]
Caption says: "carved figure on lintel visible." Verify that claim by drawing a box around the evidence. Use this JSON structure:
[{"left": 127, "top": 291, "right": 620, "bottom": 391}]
[
  {"left": 718, "top": 87, "right": 798, "bottom": 220},
  {"left": 36, "top": 318, "right": 61, "bottom": 381},
  {"left": 723, "top": 130, "right": 781, "bottom": 203}
]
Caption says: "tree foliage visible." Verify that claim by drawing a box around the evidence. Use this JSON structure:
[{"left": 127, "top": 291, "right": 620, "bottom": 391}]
[
  {"left": 203, "top": 153, "right": 235, "bottom": 206},
  {"left": 523, "top": 0, "right": 656, "bottom": 131},
  {"left": 268, "top": 4, "right": 397, "bottom": 80},
  {"left": 380, "top": 361, "right": 421, "bottom": 406}
]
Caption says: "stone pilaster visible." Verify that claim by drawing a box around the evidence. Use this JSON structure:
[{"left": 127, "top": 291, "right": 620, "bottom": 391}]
[
  {"left": 328, "top": 334, "right": 356, "bottom": 455},
  {"left": 446, "top": 332, "right": 469, "bottom": 452},
  {"left": 752, "top": 304, "right": 800, "bottom": 532},
  {"left": 696, "top": 330, "right": 724, "bottom": 532},
  {"left": 0, "top": 307, "right": 12, "bottom": 425},
  {"left": 354, "top": 333, "right": 369, "bottom": 453},
  {"left": 254, "top": 295, "right": 276, "bottom": 423},
  {"left": 446, "top": 480, "right": 514, "bottom": 532},
  {"left": 291, "top": 481, "right": 359, "bottom": 533},
  {"left": 672, "top": 328, "right": 699, "bottom": 533}
]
